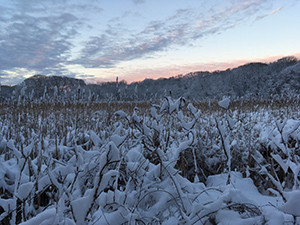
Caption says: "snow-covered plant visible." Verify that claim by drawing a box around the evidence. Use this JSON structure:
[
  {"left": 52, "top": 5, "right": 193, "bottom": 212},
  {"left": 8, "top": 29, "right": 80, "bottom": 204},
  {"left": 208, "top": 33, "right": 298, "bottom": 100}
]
[
  {"left": 252, "top": 119, "right": 300, "bottom": 200},
  {"left": 0, "top": 97, "right": 299, "bottom": 224}
]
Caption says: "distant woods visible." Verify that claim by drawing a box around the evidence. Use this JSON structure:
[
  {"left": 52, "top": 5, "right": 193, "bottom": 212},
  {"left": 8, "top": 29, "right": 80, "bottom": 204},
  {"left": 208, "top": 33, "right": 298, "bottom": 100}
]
[{"left": 0, "top": 56, "right": 299, "bottom": 103}]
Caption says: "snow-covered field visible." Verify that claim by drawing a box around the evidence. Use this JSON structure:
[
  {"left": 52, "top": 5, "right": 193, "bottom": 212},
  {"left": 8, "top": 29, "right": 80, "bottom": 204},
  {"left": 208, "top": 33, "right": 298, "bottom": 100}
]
[{"left": 0, "top": 97, "right": 299, "bottom": 224}]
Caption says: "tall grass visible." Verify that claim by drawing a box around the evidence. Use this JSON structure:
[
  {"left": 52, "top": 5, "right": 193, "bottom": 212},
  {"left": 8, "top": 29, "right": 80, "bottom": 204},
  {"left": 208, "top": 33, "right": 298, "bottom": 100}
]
[{"left": 0, "top": 97, "right": 299, "bottom": 224}]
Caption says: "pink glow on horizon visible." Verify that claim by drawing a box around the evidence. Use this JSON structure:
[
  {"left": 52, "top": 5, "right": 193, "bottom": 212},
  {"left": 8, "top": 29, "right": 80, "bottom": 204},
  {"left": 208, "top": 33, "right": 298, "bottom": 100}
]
[{"left": 91, "top": 53, "right": 300, "bottom": 84}]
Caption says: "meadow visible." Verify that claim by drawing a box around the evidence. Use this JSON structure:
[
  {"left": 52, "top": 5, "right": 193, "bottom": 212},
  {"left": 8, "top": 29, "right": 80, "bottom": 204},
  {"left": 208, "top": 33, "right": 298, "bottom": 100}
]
[{"left": 0, "top": 97, "right": 299, "bottom": 224}]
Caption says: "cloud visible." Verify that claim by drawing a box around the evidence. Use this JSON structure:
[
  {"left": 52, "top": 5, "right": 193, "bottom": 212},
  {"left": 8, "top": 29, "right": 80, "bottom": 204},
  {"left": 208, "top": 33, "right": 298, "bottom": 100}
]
[
  {"left": 270, "top": 7, "right": 282, "bottom": 15},
  {"left": 255, "top": 7, "right": 282, "bottom": 20},
  {"left": 0, "top": 0, "right": 293, "bottom": 85},
  {"left": 73, "top": 32, "right": 175, "bottom": 68},
  {"left": 0, "top": 1, "right": 103, "bottom": 84},
  {"left": 73, "top": 9, "right": 194, "bottom": 68},
  {"left": 75, "top": 0, "right": 267, "bottom": 69},
  {"left": 132, "top": 0, "right": 146, "bottom": 5},
  {"left": 0, "top": 8, "right": 80, "bottom": 76},
  {"left": 0, "top": 68, "right": 35, "bottom": 85}
]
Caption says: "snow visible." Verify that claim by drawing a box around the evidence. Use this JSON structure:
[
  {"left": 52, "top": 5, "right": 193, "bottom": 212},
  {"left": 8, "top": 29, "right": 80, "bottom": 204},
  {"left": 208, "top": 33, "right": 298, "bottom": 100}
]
[
  {"left": 218, "top": 98, "right": 230, "bottom": 110},
  {"left": 279, "top": 190, "right": 300, "bottom": 216},
  {"left": 262, "top": 207, "right": 285, "bottom": 225},
  {"left": 126, "top": 145, "right": 143, "bottom": 162},
  {"left": 114, "top": 110, "right": 128, "bottom": 120},
  {"left": 271, "top": 153, "right": 288, "bottom": 173},
  {"left": 19, "top": 208, "right": 57, "bottom": 225},
  {"left": 215, "top": 209, "right": 260, "bottom": 225},
  {"left": 206, "top": 172, "right": 282, "bottom": 206},
  {"left": 162, "top": 216, "right": 179, "bottom": 225},
  {"left": 1, "top": 97, "right": 300, "bottom": 224},
  {"left": 90, "top": 130, "right": 101, "bottom": 146},
  {"left": 23, "top": 142, "right": 33, "bottom": 158},
  {"left": 71, "top": 196, "right": 92, "bottom": 224},
  {"left": 17, "top": 182, "right": 34, "bottom": 201},
  {"left": 282, "top": 61, "right": 300, "bottom": 74},
  {"left": 110, "top": 134, "right": 126, "bottom": 146}
]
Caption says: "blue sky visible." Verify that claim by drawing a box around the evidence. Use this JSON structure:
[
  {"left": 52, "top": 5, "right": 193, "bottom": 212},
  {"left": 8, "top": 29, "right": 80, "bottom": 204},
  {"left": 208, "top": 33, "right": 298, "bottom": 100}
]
[{"left": 0, "top": 0, "right": 299, "bottom": 85}]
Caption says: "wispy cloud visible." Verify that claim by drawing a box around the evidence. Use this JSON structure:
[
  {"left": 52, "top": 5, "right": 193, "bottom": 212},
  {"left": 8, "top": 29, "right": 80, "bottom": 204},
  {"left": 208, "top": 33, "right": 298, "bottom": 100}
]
[
  {"left": 74, "top": 0, "right": 266, "bottom": 68},
  {"left": 270, "top": 7, "right": 282, "bottom": 15},
  {"left": 256, "top": 7, "right": 282, "bottom": 20}
]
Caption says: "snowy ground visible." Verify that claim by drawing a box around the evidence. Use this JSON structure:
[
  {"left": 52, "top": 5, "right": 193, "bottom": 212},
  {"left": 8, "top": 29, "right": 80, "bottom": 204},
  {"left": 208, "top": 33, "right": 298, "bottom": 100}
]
[{"left": 0, "top": 97, "right": 299, "bottom": 224}]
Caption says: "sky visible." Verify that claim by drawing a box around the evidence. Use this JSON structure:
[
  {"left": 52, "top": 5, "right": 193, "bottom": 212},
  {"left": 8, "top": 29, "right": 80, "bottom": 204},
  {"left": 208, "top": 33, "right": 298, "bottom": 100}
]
[{"left": 0, "top": 0, "right": 300, "bottom": 85}]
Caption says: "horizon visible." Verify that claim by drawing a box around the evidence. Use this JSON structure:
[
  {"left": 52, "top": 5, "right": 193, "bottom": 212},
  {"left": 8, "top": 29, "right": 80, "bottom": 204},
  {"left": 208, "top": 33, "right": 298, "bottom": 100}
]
[
  {"left": 0, "top": 0, "right": 300, "bottom": 85},
  {"left": 2, "top": 55, "right": 299, "bottom": 86}
]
